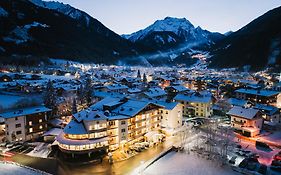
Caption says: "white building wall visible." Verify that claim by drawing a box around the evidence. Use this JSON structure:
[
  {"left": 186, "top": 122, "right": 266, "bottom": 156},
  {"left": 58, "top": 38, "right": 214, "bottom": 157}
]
[
  {"left": 118, "top": 119, "right": 128, "bottom": 143},
  {"left": 161, "top": 104, "right": 183, "bottom": 129},
  {"left": 5, "top": 116, "right": 26, "bottom": 142}
]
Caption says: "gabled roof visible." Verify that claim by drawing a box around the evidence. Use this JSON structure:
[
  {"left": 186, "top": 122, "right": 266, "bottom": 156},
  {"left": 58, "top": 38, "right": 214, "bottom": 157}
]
[
  {"left": 112, "top": 100, "right": 163, "bottom": 117},
  {"left": 235, "top": 88, "right": 280, "bottom": 97},
  {"left": 144, "top": 87, "right": 166, "bottom": 98},
  {"left": 227, "top": 106, "right": 260, "bottom": 120},
  {"left": 174, "top": 93, "right": 212, "bottom": 103},
  {"left": 154, "top": 101, "right": 179, "bottom": 110},
  {"left": 0, "top": 106, "right": 51, "bottom": 119},
  {"left": 73, "top": 109, "right": 108, "bottom": 122},
  {"left": 63, "top": 120, "right": 87, "bottom": 135},
  {"left": 93, "top": 91, "right": 126, "bottom": 99},
  {"left": 90, "top": 97, "right": 121, "bottom": 110},
  {"left": 106, "top": 84, "right": 128, "bottom": 90},
  {"left": 254, "top": 104, "right": 279, "bottom": 116},
  {"left": 227, "top": 98, "right": 248, "bottom": 107},
  {"left": 169, "top": 85, "right": 189, "bottom": 92},
  {"left": 128, "top": 88, "right": 142, "bottom": 93}
]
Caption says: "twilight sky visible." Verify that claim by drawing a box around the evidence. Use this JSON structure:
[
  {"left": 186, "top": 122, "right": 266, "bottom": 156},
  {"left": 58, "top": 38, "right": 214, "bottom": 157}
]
[{"left": 48, "top": 0, "right": 281, "bottom": 34}]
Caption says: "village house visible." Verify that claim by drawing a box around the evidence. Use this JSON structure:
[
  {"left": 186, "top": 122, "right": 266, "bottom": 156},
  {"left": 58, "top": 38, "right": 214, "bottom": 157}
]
[
  {"left": 141, "top": 87, "right": 167, "bottom": 100},
  {"left": 102, "top": 84, "right": 129, "bottom": 94},
  {"left": 235, "top": 88, "right": 280, "bottom": 105},
  {"left": 227, "top": 106, "right": 264, "bottom": 137},
  {"left": 165, "top": 85, "right": 190, "bottom": 100}
]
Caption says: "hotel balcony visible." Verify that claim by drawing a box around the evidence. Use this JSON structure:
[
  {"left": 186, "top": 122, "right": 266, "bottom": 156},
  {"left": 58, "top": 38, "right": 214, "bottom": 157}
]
[
  {"left": 57, "top": 132, "right": 109, "bottom": 154},
  {"left": 135, "top": 118, "right": 146, "bottom": 123}
]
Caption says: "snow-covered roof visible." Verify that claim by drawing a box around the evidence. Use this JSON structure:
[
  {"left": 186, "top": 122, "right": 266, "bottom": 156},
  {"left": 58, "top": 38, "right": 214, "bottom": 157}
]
[
  {"left": 49, "top": 118, "right": 63, "bottom": 126},
  {"left": 43, "top": 128, "right": 62, "bottom": 136},
  {"left": 235, "top": 88, "right": 280, "bottom": 97},
  {"left": 144, "top": 87, "right": 167, "bottom": 98},
  {"left": 63, "top": 120, "right": 87, "bottom": 135},
  {"left": 227, "top": 98, "right": 247, "bottom": 107},
  {"left": 73, "top": 110, "right": 107, "bottom": 122},
  {"left": 90, "top": 97, "right": 121, "bottom": 110},
  {"left": 112, "top": 100, "right": 163, "bottom": 117},
  {"left": 169, "top": 85, "right": 189, "bottom": 92},
  {"left": 227, "top": 106, "right": 260, "bottom": 120},
  {"left": 0, "top": 106, "right": 51, "bottom": 119},
  {"left": 174, "top": 93, "right": 212, "bottom": 103},
  {"left": 94, "top": 91, "right": 126, "bottom": 99},
  {"left": 254, "top": 104, "right": 279, "bottom": 116},
  {"left": 128, "top": 88, "right": 142, "bottom": 93},
  {"left": 154, "top": 101, "right": 179, "bottom": 110},
  {"left": 108, "top": 115, "right": 130, "bottom": 120},
  {"left": 106, "top": 84, "right": 128, "bottom": 90}
]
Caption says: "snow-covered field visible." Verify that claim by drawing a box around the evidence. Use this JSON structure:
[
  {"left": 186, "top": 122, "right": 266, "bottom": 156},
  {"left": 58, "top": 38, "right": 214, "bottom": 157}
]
[
  {"left": 0, "top": 162, "right": 44, "bottom": 175},
  {"left": 144, "top": 151, "right": 239, "bottom": 175},
  {"left": 26, "top": 143, "right": 51, "bottom": 158}
]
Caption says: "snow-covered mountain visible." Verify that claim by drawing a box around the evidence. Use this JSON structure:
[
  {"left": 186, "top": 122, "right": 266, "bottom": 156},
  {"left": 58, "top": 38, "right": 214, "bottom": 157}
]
[
  {"left": 0, "top": 0, "right": 139, "bottom": 65},
  {"left": 123, "top": 17, "right": 225, "bottom": 51},
  {"left": 29, "top": 0, "right": 90, "bottom": 26}
]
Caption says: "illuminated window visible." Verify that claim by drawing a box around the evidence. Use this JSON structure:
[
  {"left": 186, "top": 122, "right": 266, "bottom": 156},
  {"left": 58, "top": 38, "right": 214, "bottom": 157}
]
[
  {"left": 39, "top": 125, "right": 43, "bottom": 129},
  {"left": 29, "top": 121, "right": 32, "bottom": 126},
  {"left": 39, "top": 119, "right": 42, "bottom": 123},
  {"left": 29, "top": 128, "right": 33, "bottom": 133}
]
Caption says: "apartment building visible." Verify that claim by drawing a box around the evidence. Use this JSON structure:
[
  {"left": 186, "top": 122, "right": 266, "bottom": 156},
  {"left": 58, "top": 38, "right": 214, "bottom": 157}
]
[
  {"left": 0, "top": 106, "right": 51, "bottom": 142},
  {"left": 174, "top": 92, "right": 213, "bottom": 118}
]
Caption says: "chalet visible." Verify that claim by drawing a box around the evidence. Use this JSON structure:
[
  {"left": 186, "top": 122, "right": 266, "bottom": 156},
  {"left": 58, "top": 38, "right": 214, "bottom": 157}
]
[
  {"left": 141, "top": 87, "right": 167, "bottom": 100},
  {"left": 235, "top": 88, "right": 280, "bottom": 105},
  {"left": 102, "top": 84, "right": 129, "bottom": 93},
  {"left": 165, "top": 85, "right": 190, "bottom": 100},
  {"left": 253, "top": 104, "right": 280, "bottom": 125},
  {"left": 227, "top": 106, "right": 263, "bottom": 137}
]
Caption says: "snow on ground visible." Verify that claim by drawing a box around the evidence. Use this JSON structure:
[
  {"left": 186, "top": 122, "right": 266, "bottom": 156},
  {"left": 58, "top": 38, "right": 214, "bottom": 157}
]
[
  {"left": 237, "top": 137, "right": 281, "bottom": 166},
  {"left": 0, "top": 162, "right": 43, "bottom": 175},
  {"left": 144, "top": 151, "right": 239, "bottom": 175},
  {"left": 260, "top": 131, "right": 281, "bottom": 144},
  {"left": 26, "top": 143, "right": 51, "bottom": 158},
  {"left": 3, "top": 22, "right": 48, "bottom": 45}
]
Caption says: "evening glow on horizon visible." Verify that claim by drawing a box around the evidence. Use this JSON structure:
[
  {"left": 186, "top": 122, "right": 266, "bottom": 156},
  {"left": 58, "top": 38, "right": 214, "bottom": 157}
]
[{"left": 46, "top": 0, "right": 281, "bottom": 34}]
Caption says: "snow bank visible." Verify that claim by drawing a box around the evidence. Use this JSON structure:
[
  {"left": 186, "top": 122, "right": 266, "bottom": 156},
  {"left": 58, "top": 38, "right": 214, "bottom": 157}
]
[
  {"left": 0, "top": 161, "right": 44, "bottom": 175},
  {"left": 144, "top": 152, "right": 239, "bottom": 175}
]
